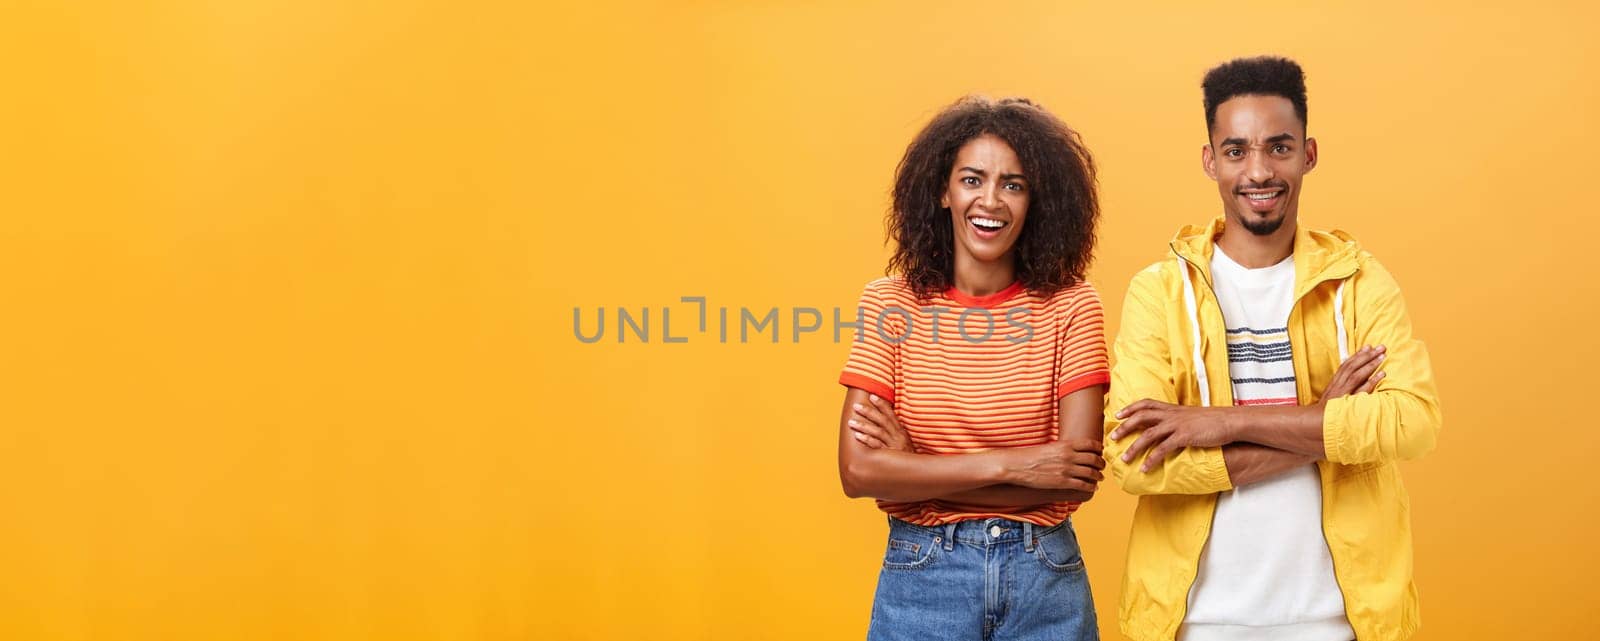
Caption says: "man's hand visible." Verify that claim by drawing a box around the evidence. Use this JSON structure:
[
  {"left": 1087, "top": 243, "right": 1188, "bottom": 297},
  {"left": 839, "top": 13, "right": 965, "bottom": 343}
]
[
  {"left": 1109, "top": 401, "right": 1236, "bottom": 472},
  {"left": 848, "top": 394, "right": 915, "bottom": 452},
  {"left": 1110, "top": 344, "right": 1391, "bottom": 473},
  {"left": 1321, "top": 345, "right": 1387, "bottom": 402}
]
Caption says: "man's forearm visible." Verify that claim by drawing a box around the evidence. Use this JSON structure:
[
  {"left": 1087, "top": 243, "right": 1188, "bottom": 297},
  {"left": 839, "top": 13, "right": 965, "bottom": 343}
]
[
  {"left": 1222, "top": 405, "right": 1327, "bottom": 458},
  {"left": 938, "top": 484, "right": 1093, "bottom": 508},
  {"left": 1223, "top": 443, "right": 1318, "bottom": 486}
]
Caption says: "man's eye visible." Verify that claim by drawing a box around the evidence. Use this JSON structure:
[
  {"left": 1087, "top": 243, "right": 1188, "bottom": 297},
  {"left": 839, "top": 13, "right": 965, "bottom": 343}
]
[
  {"left": 1226, "top": 149, "right": 1243, "bottom": 158},
  {"left": 1273, "top": 145, "right": 1290, "bottom": 153}
]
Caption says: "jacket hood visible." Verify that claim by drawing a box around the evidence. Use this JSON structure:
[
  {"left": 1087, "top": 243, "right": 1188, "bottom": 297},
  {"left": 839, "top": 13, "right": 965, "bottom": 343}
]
[{"left": 1168, "top": 215, "right": 1366, "bottom": 300}]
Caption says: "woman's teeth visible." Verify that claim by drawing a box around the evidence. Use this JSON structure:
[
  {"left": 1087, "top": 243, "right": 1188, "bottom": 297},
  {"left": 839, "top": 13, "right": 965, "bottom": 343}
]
[{"left": 970, "top": 217, "right": 1006, "bottom": 230}]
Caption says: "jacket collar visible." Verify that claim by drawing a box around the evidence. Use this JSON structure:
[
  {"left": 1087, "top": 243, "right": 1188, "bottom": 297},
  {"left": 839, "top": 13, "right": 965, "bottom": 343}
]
[{"left": 1168, "top": 215, "right": 1364, "bottom": 300}]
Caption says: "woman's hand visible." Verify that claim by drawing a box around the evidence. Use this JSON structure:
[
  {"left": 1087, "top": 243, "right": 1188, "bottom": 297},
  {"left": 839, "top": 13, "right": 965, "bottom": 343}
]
[
  {"left": 847, "top": 394, "right": 916, "bottom": 452},
  {"left": 1003, "top": 438, "right": 1105, "bottom": 491}
]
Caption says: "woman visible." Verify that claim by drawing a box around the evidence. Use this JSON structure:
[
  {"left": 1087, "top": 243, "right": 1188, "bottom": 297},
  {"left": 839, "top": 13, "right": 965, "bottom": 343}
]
[{"left": 837, "top": 95, "right": 1107, "bottom": 641}]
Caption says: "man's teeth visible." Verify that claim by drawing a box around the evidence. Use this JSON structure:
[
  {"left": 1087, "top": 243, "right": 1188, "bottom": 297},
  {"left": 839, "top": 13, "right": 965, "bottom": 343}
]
[
  {"left": 1245, "top": 191, "right": 1282, "bottom": 201},
  {"left": 971, "top": 218, "right": 1006, "bottom": 229}
]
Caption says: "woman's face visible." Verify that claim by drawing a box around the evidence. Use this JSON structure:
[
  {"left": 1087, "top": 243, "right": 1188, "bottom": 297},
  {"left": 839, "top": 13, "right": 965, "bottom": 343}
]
[{"left": 941, "top": 133, "right": 1029, "bottom": 266}]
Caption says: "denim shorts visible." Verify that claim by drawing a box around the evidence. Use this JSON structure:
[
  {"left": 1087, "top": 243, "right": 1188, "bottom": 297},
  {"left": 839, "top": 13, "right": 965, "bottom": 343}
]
[{"left": 867, "top": 516, "right": 1097, "bottom": 641}]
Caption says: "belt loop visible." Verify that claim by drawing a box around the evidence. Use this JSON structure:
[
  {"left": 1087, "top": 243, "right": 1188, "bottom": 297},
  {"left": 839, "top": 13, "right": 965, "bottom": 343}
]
[
  {"left": 943, "top": 523, "right": 957, "bottom": 551},
  {"left": 1023, "top": 522, "right": 1035, "bottom": 553}
]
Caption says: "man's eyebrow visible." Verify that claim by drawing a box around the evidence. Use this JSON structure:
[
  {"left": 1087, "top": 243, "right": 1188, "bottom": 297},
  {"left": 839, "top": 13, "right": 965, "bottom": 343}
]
[{"left": 1218, "top": 133, "right": 1298, "bottom": 147}]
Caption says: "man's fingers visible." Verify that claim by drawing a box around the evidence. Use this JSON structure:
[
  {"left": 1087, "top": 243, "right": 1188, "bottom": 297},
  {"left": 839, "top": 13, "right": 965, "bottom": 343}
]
[
  {"left": 1331, "top": 348, "right": 1375, "bottom": 383},
  {"left": 1115, "top": 399, "right": 1167, "bottom": 420},
  {"left": 1141, "top": 440, "right": 1180, "bottom": 472},
  {"left": 1326, "top": 346, "right": 1389, "bottom": 399},
  {"left": 1356, "top": 370, "right": 1386, "bottom": 394},
  {"left": 1110, "top": 411, "right": 1155, "bottom": 441},
  {"left": 1346, "top": 351, "right": 1385, "bottom": 383},
  {"left": 1340, "top": 346, "right": 1388, "bottom": 374},
  {"left": 1120, "top": 427, "right": 1168, "bottom": 463},
  {"left": 1336, "top": 346, "right": 1378, "bottom": 372}
]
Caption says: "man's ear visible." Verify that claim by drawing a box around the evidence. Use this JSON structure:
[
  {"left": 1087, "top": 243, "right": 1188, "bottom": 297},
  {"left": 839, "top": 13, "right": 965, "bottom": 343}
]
[
  {"left": 1303, "top": 137, "right": 1318, "bottom": 174},
  {"left": 1201, "top": 143, "right": 1218, "bottom": 181}
]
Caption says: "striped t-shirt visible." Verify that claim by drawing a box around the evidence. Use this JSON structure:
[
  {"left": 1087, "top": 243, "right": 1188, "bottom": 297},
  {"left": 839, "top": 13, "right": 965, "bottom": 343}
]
[{"left": 838, "top": 276, "right": 1109, "bottom": 526}]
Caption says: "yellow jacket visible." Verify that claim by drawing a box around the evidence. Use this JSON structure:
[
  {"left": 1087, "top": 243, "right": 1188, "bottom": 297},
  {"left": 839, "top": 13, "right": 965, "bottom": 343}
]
[{"left": 1104, "top": 217, "right": 1442, "bottom": 641}]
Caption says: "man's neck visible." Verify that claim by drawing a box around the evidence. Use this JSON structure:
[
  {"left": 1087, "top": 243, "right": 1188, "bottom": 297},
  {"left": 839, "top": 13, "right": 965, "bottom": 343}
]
[{"left": 1217, "top": 217, "right": 1296, "bottom": 269}]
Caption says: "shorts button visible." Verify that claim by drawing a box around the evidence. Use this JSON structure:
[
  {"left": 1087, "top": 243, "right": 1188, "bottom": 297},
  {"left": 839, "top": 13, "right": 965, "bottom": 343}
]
[{"left": 990, "top": 525, "right": 1003, "bottom": 538}]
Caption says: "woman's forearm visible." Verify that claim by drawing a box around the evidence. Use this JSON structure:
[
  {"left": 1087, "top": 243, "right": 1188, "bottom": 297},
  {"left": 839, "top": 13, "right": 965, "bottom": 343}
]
[
  {"left": 938, "top": 484, "right": 1093, "bottom": 507},
  {"left": 840, "top": 447, "right": 1021, "bottom": 503}
]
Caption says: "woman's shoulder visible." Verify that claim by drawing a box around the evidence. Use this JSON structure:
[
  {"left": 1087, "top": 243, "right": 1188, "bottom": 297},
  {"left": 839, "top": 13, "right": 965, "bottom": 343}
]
[
  {"left": 856, "top": 276, "right": 920, "bottom": 303},
  {"left": 1038, "top": 279, "right": 1102, "bottom": 308}
]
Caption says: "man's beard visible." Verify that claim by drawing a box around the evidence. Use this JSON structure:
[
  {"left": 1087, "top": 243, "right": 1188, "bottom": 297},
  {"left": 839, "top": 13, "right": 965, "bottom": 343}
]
[{"left": 1239, "top": 213, "right": 1285, "bottom": 236}]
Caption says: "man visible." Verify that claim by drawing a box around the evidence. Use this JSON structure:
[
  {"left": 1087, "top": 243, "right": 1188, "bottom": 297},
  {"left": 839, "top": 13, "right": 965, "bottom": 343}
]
[{"left": 1103, "top": 56, "right": 1442, "bottom": 641}]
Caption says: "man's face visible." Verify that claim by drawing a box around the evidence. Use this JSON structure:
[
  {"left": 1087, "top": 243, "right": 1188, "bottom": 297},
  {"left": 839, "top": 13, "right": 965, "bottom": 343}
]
[{"left": 1202, "top": 94, "right": 1318, "bottom": 236}]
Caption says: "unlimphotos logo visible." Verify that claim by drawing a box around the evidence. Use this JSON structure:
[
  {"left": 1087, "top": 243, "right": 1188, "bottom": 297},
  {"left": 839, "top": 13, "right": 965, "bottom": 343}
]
[{"left": 573, "top": 296, "right": 1036, "bottom": 344}]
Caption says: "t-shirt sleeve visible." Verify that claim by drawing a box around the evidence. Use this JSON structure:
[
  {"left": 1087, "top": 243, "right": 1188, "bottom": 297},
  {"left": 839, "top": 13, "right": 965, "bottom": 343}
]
[
  {"left": 838, "top": 280, "right": 899, "bottom": 402},
  {"left": 1056, "top": 284, "right": 1111, "bottom": 398}
]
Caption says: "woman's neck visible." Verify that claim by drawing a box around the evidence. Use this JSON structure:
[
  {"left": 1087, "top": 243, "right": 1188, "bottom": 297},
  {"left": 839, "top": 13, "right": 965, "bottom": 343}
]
[{"left": 951, "top": 254, "right": 1017, "bottom": 297}]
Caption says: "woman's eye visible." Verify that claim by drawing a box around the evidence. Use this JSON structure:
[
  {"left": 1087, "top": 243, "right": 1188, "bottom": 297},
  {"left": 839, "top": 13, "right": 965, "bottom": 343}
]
[
  {"left": 962, "top": 176, "right": 979, "bottom": 186},
  {"left": 1004, "top": 183, "right": 1024, "bottom": 191}
]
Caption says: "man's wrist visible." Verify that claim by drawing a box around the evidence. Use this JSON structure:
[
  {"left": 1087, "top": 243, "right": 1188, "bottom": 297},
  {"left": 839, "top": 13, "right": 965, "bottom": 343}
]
[{"left": 1220, "top": 406, "right": 1249, "bottom": 442}]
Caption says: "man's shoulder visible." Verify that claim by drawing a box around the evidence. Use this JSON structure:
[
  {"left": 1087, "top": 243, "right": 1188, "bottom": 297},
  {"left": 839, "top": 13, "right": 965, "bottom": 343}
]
[
  {"left": 1351, "top": 253, "right": 1406, "bottom": 301},
  {"left": 1125, "top": 259, "right": 1178, "bottom": 299}
]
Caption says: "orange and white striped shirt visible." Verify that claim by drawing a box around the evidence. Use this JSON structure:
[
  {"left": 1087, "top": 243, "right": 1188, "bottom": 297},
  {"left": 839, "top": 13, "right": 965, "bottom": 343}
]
[{"left": 838, "top": 277, "right": 1109, "bottom": 526}]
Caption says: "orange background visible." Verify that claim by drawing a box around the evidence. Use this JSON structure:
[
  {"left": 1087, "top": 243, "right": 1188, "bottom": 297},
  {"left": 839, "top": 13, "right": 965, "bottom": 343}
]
[{"left": 3, "top": 1, "right": 1597, "bottom": 639}]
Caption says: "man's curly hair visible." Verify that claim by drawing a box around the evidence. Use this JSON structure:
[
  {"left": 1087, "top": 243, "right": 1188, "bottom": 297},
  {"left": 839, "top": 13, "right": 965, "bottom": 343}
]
[
  {"left": 1202, "top": 56, "right": 1308, "bottom": 135},
  {"left": 886, "top": 96, "right": 1099, "bottom": 299}
]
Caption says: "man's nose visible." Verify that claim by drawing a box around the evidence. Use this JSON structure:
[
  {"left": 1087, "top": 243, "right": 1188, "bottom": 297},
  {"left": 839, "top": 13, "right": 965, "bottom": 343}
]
[{"left": 1245, "top": 150, "right": 1274, "bottom": 184}]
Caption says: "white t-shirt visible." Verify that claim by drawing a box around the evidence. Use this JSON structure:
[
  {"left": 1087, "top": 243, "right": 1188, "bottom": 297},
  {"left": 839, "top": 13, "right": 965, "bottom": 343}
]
[{"left": 1178, "top": 245, "right": 1354, "bottom": 641}]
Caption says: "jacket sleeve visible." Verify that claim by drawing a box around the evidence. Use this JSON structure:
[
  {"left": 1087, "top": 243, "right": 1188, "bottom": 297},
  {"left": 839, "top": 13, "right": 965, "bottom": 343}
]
[
  {"left": 1104, "top": 265, "right": 1233, "bottom": 495},
  {"left": 1321, "top": 258, "right": 1443, "bottom": 464}
]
